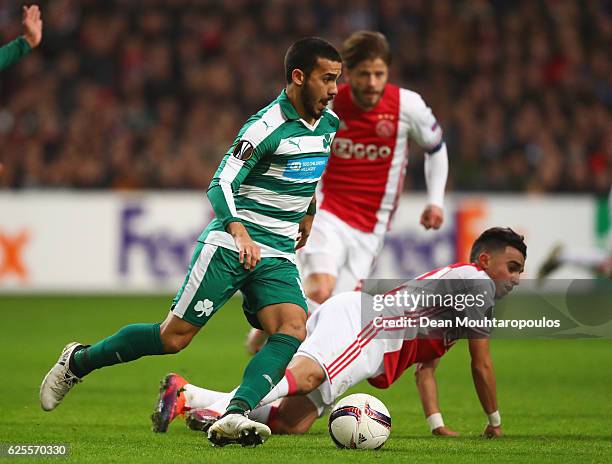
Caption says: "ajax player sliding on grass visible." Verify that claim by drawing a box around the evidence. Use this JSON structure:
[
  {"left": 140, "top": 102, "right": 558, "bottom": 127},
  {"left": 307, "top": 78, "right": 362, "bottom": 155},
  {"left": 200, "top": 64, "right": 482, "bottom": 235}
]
[
  {"left": 246, "top": 30, "right": 449, "bottom": 353},
  {"left": 153, "top": 228, "right": 526, "bottom": 439},
  {"left": 40, "top": 37, "right": 343, "bottom": 447}
]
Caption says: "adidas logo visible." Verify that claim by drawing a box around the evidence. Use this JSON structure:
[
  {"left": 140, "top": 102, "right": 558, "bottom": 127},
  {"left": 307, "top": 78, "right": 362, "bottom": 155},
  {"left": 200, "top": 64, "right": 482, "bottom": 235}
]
[
  {"left": 358, "top": 433, "right": 367, "bottom": 444},
  {"left": 194, "top": 299, "right": 214, "bottom": 318}
]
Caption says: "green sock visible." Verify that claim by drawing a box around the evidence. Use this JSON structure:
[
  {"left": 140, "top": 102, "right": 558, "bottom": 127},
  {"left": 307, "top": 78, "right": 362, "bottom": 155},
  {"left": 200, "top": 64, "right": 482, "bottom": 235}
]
[
  {"left": 227, "top": 333, "right": 301, "bottom": 413},
  {"left": 71, "top": 323, "right": 165, "bottom": 377}
]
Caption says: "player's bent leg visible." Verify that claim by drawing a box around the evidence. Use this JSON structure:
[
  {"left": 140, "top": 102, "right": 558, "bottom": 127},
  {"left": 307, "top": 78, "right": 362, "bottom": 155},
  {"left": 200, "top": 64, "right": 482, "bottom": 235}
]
[
  {"left": 40, "top": 321, "right": 169, "bottom": 411},
  {"left": 41, "top": 243, "right": 241, "bottom": 413},
  {"left": 304, "top": 272, "right": 337, "bottom": 305},
  {"left": 222, "top": 303, "right": 306, "bottom": 415},
  {"left": 250, "top": 355, "right": 325, "bottom": 412},
  {"left": 267, "top": 396, "right": 319, "bottom": 435},
  {"left": 286, "top": 355, "right": 326, "bottom": 395},
  {"left": 158, "top": 312, "right": 201, "bottom": 354},
  {"left": 209, "top": 259, "right": 309, "bottom": 446},
  {"left": 258, "top": 302, "right": 308, "bottom": 340},
  {"left": 208, "top": 304, "right": 306, "bottom": 447}
]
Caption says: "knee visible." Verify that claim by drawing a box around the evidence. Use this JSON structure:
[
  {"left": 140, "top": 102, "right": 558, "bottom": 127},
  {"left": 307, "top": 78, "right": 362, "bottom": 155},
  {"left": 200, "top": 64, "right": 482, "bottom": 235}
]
[
  {"left": 159, "top": 331, "right": 192, "bottom": 354},
  {"left": 296, "top": 370, "right": 324, "bottom": 395},
  {"left": 283, "top": 322, "right": 307, "bottom": 343},
  {"left": 277, "top": 319, "right": 307, "bottom": 343},
  {"left": 159, "top": 313, "right": 199, "bottom": 354}
]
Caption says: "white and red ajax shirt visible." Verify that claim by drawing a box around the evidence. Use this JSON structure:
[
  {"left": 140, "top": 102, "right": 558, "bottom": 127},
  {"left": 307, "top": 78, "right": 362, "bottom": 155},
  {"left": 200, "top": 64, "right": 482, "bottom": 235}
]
[
  {"left": 320, "top": 83, "right": 443, "bottom": 235},
  {"left": 368, "top": 263, "right": 495, "bottom": 389}
]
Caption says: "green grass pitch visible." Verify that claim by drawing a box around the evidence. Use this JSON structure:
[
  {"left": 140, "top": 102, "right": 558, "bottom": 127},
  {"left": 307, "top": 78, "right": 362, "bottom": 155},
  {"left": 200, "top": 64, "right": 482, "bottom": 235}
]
[{"left": 2, "top": 295, "right": 611, "bottom": 463}]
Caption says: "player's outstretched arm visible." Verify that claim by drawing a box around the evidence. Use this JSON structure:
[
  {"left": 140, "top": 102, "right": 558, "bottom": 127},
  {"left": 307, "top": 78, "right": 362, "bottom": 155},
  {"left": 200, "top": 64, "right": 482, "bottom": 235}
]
[
  {"left": 0, "top": 5, "right": 42, "bottom": 71},
  {"left": 415, "top": 358, "right": 458, "bottom": 436},
  {"left": 468, "top": 338, "right": 503, "bottom": 438}
]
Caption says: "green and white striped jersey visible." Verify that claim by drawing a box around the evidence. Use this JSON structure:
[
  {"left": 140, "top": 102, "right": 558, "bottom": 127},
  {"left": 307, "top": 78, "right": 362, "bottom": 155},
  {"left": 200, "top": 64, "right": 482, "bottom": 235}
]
[{"left": 201, "top": 89, "right": 339, "bottom": 261}]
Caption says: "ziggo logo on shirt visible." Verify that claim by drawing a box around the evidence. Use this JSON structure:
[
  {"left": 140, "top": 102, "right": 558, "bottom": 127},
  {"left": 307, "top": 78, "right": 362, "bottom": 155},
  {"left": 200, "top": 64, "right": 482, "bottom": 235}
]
[{"left": 332, "top": 138, "right": 392, "bottom": 160}]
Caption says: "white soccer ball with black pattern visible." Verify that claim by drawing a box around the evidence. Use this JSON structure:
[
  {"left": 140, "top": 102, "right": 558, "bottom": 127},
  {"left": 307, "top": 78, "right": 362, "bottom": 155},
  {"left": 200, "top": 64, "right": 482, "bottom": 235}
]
[{"left": 328, "top": 393, "right": 391, "bottom": 449}]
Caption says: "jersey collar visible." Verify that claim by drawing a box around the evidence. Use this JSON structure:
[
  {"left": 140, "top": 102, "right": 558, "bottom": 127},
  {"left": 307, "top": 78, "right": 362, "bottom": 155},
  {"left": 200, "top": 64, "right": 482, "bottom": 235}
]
[
  {"left": 278, "top": 89, "right": 323, "bottom": 131},
  {"left": 278, "top": 89, "right": 300, "bottom": 120}
]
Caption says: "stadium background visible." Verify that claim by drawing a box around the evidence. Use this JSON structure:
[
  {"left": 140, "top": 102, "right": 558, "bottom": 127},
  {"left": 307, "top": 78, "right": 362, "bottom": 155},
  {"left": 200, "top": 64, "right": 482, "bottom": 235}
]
[{"left": 1, "top": 1, "right": 611, "bottom": 462}]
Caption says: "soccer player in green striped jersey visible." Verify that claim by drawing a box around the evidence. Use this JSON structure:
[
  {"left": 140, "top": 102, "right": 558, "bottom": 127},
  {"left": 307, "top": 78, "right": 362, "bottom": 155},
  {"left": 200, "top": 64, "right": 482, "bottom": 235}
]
[{"left": 40, "top": 37, "right": 342, "bottom": 448}]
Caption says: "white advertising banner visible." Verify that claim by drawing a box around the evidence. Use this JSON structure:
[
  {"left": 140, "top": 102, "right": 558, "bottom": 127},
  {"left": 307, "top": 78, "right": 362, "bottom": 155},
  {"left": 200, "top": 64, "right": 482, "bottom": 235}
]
[
  {"left": 0, "top": 192, "right": 602, "bottom": 293},
  {"left": 373, "top": 195, "right": 598, "bottom": 280},
  {"left": 0, "top": 192, "right": 213, "bottom": 292}
]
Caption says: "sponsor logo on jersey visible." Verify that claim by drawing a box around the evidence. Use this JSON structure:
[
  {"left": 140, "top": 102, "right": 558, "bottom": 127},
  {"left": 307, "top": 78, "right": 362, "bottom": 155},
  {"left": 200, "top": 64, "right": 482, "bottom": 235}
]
[
  {"left": 232, "top": 140, "right": 254, "bottom": 161},
  {"left": 283, "top": 156, "right": 327, "bottom": 179},
  {"left": 332, "top": 137, "right": 392, "bottom": 160}
]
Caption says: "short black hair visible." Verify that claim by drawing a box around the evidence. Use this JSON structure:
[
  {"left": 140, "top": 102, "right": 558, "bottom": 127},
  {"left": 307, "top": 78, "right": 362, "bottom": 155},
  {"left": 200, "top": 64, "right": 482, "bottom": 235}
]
[
  {"left": 284, "top": 37, "right": 342, "bottom": 84},
  {"left": 469, "top": 227, "right": 527, "bottom": 262}
]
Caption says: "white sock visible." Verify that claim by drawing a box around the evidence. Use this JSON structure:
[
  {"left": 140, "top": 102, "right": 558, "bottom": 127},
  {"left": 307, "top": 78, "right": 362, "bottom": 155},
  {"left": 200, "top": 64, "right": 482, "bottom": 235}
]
[
  {"left": 206, "top": 387, "right": 238, "bottom": 414},
  {"left": 183, "top": 384, "right": 228, "bottom": 409},
  {"left": 560, "top": 248, "right": 608, "bottom": 268},
  {"left": 204, "top": 376, "right": 291, "bottom": 416},
  {"left": 258, "top": 376, "right": 290, "bottom": 408}
]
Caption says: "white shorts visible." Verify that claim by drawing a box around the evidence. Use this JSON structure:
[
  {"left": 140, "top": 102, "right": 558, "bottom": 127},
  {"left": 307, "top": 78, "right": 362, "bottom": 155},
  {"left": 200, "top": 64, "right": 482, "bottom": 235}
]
[
  {"left": 295, "top": 292, "right": 385, "bottom": 416},
  {"left": 297, "top": 210, "right": 383, "bottom": 293}
]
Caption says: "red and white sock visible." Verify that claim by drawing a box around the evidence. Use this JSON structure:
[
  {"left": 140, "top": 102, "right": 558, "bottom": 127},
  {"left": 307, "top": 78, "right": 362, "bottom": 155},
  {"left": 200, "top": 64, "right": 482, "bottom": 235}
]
[
  {"left": 249, "top": 399, "right": 282, "bottom": 425},
  {"left": 257, "top": 369, "right": 298, "bottom": 408}
]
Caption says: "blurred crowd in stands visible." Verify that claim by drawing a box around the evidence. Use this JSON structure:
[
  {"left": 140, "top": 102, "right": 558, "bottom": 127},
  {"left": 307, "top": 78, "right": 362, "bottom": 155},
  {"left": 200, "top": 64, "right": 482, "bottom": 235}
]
[{"left": 0, "top": 0, "right": 610, "bottom": 193}]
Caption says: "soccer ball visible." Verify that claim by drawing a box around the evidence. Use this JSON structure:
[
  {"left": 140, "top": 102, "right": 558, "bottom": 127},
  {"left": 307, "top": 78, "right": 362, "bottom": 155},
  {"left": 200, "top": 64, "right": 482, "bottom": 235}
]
[{"left": 328, "top": 393, "right": 391, "bottom": 449}]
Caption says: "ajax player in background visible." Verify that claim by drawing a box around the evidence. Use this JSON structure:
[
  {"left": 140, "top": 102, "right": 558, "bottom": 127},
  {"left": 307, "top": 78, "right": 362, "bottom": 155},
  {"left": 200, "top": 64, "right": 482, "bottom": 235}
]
[
  {"left": 247, "top": 31, "right": 449, "bottom": 353},
  {"left": 154, "top": 228, "right": 526, "bottom": 439}
]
